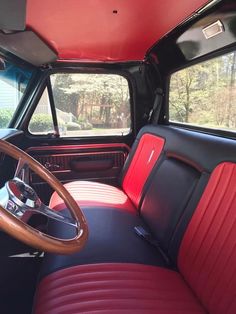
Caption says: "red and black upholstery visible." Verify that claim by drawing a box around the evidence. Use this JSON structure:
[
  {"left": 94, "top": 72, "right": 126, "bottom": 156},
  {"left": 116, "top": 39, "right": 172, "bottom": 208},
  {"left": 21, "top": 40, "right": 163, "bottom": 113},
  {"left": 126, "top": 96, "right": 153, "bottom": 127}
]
[
  {"left": 34, "top": 126, "right": 236, "bottom": 314},
  {"left": 50, "top": 132, "right": 165, "bottom": 211},
  {"left": 179, "top": 162, "right": 236, "bottom": 314}
]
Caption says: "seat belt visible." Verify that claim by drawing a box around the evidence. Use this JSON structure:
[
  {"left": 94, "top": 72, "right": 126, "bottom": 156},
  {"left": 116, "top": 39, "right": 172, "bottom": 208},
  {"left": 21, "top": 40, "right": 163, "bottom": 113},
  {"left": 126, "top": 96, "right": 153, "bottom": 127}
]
[
  {"left": 148, "top": 88, "right": 163, "bottom": 124},
  {"left": 134, "top": 226, "right": 171, "bottom": 265}
]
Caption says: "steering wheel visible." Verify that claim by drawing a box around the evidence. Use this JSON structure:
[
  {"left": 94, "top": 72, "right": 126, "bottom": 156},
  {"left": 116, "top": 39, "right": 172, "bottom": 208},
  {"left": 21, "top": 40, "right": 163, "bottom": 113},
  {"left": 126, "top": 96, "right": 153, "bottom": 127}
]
[{"left": 0, "top": 139, "right": 88, "bottom": 254}]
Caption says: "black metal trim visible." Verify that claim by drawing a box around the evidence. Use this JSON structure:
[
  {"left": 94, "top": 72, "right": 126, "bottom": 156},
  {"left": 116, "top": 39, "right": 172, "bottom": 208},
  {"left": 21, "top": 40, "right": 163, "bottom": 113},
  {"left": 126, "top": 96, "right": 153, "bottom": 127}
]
[
  {"left": 145, "top": 0, "right": 222, "bottom": 61},
  {"left": 168, "top": 122, "right": 236, "bottom": 140},
  {"left": 167, "top": 42, "right": 236, "bottom": 77},
  {"left": 47, "top": 78, "right": 59, "bottom": 137}
]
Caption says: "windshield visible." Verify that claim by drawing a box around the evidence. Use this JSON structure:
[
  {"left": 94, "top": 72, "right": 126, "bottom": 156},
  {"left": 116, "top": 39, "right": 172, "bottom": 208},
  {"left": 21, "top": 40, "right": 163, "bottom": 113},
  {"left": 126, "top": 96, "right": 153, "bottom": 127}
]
[{"left": 0, "top": 59, "right": 33, "bottom": 128}]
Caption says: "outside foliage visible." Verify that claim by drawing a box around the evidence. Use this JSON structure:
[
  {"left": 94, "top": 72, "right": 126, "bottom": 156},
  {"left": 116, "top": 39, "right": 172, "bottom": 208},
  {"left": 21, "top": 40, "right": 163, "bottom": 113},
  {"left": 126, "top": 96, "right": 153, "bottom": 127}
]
[
  {"left": 0, "top": 62, "right": 33, "bottom": 128},
  {"left": 51, "top": 73, "right": 131, "bottom": 136},
  {"left": 170, "top": 51, "right": 236, "bottom": 132},
  {"left": 29, "top": 113, "right": 54, "bottom": 133},
  {"left": 0, "top": 109, "right": 14, "bottom": 128}
]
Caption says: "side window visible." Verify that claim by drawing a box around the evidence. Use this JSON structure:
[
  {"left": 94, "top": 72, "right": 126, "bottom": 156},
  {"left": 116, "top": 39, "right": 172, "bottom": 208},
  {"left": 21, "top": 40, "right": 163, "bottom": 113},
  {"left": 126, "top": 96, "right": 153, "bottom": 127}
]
[
  {"left": 0, "top": 60, "right": 33, "bottom": 128},
  {"left": 169, "top": 51, "right": 236, "bottom": 132},
  {"left": 28, "top": 73, "right": 131, "bottom": 137},
  {"left": 28, "top": 88, "right": 54, "bottom": 135}
]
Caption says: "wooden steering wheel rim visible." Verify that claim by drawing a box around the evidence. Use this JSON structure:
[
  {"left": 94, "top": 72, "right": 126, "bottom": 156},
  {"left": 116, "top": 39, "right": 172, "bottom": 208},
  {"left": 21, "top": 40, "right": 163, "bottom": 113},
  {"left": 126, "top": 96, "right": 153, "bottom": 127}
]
[{"left": 0, "top": 139, "right": 88, "bottom": 254}]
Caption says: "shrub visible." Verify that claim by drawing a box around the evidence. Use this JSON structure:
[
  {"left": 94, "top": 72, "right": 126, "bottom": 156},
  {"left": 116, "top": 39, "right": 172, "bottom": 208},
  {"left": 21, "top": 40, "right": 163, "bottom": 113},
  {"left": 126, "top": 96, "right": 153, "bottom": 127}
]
[
  {"left": 71, "top": 115, "right": 78, "bottom": 123},
  {"left": 0, "top": 109, "right": 14, "bottom": 128},
  {"left": 77, "top": 118, "right": 93, "bottom": 130},
  {"left": 29, "top": 114, "right": 54, "bottom": 132},
  {"left": 80, "top": 121, "right": 93, "bottom": 130},
  {"left": 66, "top": 122, "right": 81, "bottom": 131}
]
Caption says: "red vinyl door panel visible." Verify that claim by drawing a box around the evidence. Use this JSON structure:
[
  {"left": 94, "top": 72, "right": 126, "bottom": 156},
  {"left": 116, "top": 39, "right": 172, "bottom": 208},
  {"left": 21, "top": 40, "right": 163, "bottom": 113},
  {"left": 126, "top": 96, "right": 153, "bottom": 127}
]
[{"left": 27, "top": 143, "right": 130, "bottom": 204}]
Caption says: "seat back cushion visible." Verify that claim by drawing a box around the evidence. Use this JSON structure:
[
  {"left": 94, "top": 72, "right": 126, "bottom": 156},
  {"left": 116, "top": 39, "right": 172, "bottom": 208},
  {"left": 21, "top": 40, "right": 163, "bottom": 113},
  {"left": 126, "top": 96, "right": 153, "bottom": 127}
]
[
  {"left": 178, "top": 162, "right": 236, "bottom": 314},
  {"left": 122, "top": 133, "right": 164, "bottom": 208},
  {"left": 140, "top": 156, "right": 201, "bottom": 253}
]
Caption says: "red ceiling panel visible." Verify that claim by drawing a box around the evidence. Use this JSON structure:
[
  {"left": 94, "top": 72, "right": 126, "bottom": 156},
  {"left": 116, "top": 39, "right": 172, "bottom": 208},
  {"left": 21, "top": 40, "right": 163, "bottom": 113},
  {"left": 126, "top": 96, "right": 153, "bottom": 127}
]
[{"left": 26, "top": 0, "right": 209, "bottom": 62}]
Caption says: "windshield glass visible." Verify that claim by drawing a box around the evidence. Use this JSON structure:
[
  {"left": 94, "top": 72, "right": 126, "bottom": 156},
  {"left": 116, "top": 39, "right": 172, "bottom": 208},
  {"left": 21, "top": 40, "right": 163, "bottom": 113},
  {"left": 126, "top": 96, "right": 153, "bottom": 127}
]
[{"left": 0, "top": 59, "right": 33, "bottom": 128}]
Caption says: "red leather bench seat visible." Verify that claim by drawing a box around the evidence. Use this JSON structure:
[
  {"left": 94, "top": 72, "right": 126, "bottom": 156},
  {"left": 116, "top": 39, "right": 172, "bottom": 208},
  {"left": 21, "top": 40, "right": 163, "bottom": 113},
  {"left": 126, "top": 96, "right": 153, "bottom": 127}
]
[
  {"left": 35, "top": 126, "right": 236, "bottom": 314},
  {"left": 41, "top": 127, "right": 203, "bottom": 272}
]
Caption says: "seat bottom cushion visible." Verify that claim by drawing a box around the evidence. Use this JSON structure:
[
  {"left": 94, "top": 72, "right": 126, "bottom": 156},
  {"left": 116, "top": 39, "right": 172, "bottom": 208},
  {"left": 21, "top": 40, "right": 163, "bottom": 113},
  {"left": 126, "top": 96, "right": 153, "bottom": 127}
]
[
  {"left": 34, "top": 263, "right": 206, "bottom": 314},
  {"left": 50, "top": 181, "right": 136, "bottom": 212},
  {"left": 40, "top": 207, "right": 168, "bottom": 278}
]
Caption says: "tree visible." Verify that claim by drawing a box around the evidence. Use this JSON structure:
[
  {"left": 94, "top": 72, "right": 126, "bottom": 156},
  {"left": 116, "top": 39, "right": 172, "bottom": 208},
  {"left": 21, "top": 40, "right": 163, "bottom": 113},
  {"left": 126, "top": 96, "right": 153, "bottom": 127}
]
[
  {"left": 227, "top": 52, "right": 236, "bottom": 127},
  {"left": 52, "top": 73, "right": 130, "bottom": 128},
  {"left": 52, "top": 74, "right": 79, "bottom": 118},
  {"left": 169, "top": 51, "right": 236, "bottom": 131}
]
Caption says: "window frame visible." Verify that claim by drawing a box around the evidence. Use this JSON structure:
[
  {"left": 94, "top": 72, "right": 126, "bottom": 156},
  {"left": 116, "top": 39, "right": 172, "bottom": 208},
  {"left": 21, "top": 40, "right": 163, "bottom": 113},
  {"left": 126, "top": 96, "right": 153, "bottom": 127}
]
[
  {"left": 26, "top": 69, "right": 134, "bottom": 139},
  {"left": 166, "top": 44, "right": 236, "bottom": 140},
  {"left": 28, "top": 85, "right": 57, "bottom": 137}
]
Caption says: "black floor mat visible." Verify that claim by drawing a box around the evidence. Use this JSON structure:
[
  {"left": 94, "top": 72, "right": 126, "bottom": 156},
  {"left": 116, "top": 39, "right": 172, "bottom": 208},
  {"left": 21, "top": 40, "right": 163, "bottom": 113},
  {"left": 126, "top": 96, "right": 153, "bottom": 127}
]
[
  {"left": 0, "top": 256, "right": 42, "bottom": 314},
  {"left": 0, "top": 232, "right": 43, "bottom": 314}
]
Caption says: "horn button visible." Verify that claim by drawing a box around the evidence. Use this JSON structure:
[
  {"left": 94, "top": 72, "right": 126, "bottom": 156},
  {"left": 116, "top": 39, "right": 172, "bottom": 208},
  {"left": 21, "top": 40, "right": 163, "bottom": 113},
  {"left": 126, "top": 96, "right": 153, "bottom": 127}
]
[{"left": 7, "top": 179, "right": 41, "bottom": 209}]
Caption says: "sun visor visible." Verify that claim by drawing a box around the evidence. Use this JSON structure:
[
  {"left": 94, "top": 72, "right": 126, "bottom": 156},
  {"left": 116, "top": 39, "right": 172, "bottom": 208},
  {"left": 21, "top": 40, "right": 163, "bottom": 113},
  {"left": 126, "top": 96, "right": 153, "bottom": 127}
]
[
  {"left": 0, "top": 0, "right": 26, "bottom": 31},
  {"left": 0, "top": 31, "right": 57, "bottom": 66}
]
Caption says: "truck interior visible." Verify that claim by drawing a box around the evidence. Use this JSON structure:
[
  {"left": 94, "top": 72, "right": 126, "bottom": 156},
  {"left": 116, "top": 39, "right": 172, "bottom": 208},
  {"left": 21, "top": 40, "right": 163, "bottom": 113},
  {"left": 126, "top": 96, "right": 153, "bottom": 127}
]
[{"left": 0, "top": 0, "right": 235, "bottom": 313}]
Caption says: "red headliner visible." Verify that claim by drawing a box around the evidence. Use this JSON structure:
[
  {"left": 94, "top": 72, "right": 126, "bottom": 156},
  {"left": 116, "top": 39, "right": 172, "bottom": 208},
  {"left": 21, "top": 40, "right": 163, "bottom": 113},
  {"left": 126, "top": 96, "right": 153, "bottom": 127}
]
[{"left": 26, "top": 0, "right": 209, "bottom": 62}]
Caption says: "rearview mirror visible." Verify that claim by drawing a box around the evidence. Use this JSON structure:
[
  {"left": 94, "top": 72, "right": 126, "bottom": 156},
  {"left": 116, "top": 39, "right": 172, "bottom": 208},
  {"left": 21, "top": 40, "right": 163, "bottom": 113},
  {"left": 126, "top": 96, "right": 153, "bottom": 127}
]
[{"left": 0, "top": 58, "right": 6, "bottom": 71}]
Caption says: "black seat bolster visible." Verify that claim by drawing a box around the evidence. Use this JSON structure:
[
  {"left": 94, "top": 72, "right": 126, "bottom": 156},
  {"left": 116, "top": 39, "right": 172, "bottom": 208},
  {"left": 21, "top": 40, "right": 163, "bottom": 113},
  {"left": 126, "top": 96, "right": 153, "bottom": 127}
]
[
  {"left": 140, "top": 156, "right": 203, "bottom": 261},
  {"left": 168, "top": 172, "right": 210, "bottom": 261},
  {"left": 137, "top": 125, "right": 236, "bottom": 173}
]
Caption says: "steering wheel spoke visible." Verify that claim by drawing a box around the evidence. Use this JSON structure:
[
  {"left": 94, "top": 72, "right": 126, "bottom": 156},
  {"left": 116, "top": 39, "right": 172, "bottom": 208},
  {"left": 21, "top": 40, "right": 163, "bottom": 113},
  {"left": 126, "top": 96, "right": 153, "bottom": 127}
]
[
  {"left": 33, "top": 203, "right": 78, "bottom": 228},
  {"left": 14, "top": 158, "right": 30, "bottom": 184},
  {"left": 0, "top": 178, "right": 77, "bottom": 227}
]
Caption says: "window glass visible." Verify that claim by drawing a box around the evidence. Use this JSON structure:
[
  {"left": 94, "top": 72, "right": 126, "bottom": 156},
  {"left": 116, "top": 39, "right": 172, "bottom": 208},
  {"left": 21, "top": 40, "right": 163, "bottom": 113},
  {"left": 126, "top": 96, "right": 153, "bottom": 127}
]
[
  {"left": 169, "top": 51, "right": 236, "bottom": 132},
  {"left": 50, "top": 73, "right": 131, "bottom": 137},
  {"left": 28, "top": 88, "right": 54, "bottom": 135},
  {"left": 0, "top": 59, "right": 33, "bottom": 128}
]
